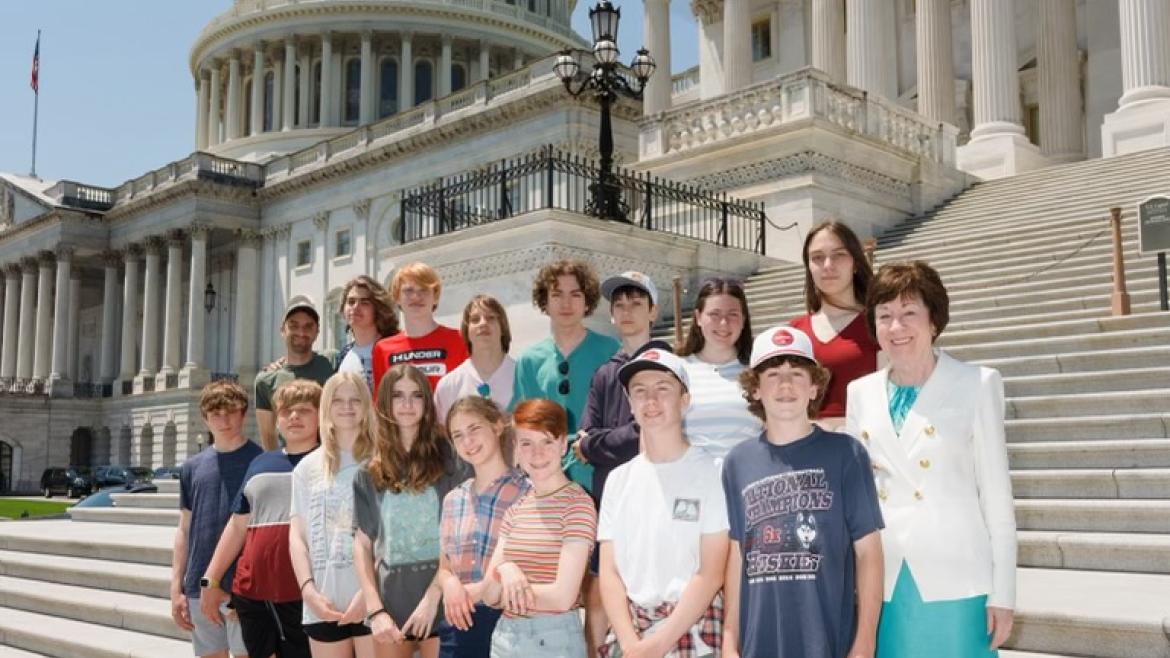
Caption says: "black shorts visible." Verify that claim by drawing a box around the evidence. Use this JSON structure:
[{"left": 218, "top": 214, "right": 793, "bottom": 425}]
[
  {"left": 231, "top": 594, "right": 310, "bottom": 658},
  {"left": 303, "top": 620, "right": 373, "bottom": 643}
]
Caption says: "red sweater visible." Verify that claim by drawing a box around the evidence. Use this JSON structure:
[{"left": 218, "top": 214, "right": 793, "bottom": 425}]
[{"left": 790, "top": 313, "right": 878, "bottom": 418}]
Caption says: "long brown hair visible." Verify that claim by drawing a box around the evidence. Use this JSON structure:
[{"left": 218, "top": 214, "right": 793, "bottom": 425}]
[
  {"left": 319, "top": 372, "right": 376, "bottom": 480},
  {"left": 677, "top": 278, "right": 753, "bottom": 365},
  {"left": 342, "top": 275, "right": 399, "bottom": 338},
  {"left": 446, "top": 395, "right": 513, "bottom": 465},
  {"left": 802, "top": 221, "right": 873, "bottom": 314},
  {"left": 369, "top": 364, "right": 447, "bottom": 493}
]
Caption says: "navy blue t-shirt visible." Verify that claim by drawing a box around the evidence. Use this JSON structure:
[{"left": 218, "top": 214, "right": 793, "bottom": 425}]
[
  {"left": 722, "top": 427, "right": 883, "bottom": 658},
  {"left": 179, "top": 440, "right": 264, "bottom": 598}
]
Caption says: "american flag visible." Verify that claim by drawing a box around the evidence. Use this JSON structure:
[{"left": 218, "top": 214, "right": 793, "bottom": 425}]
[{"left": 30, "top": 33, "right": 40, "bottom": 94}]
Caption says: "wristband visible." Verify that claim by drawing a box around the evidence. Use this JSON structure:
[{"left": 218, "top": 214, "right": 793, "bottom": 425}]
[
  {"left": 365, "top": 607, "right": 389, "bottom": 624},
  {"left": 299, "top": 577, "right": 314, "bottom": 592}
]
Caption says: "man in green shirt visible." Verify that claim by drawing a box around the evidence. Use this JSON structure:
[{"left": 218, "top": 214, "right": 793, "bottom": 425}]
[{"left": 254, "top": 295, "right": 334, "bottom": 450}]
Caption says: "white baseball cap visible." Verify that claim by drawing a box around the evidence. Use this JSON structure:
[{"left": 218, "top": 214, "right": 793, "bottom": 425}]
[
  {"left": 749, "top": 325, "right": 817, "bottom": 369},
  {"left": 601, "top": 271, "right": 659, "bottom": 306},
  {"left": 284, "top": 294, "right": 320, "bottom": 323},
  {"left": 618, "top": 347, "right": 689, "bottom": 391}
]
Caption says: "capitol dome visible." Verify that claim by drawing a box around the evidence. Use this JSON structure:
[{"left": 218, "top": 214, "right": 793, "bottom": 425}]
[{"left": 189, "top": 0, "right": 586, "bottom": 161}]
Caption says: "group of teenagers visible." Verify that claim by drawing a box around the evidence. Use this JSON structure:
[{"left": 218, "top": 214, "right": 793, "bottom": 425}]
[{"left": 170, "top": 220, "right": 1018, "bottom": 658}]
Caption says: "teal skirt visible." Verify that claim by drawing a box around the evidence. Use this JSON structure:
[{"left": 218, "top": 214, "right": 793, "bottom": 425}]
[{"left": 877, "top": 562, "right": 998, "bottom": 658}]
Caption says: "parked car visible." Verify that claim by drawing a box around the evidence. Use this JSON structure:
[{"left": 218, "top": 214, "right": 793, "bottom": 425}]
[
  {"left": 94, "top": 465, "right": 154, "bottom": 489},
  {"left": 40, "top": 466, "right": 96, "bottom": 498},
  {"left": 152, "top": 465, "right": 181, "bottom": 480}
]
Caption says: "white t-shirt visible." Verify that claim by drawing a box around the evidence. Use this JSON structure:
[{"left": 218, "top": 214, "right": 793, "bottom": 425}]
[
  {"left": 290, "top": 448, "right": 363, "bottom": 624},
  {"left": 681, "top": 355, "right": 763, "bottom": 461},
  {"left": 598, "top": 445, "right": 729, "bottom": 613},
  {"left": 339, "top": 342, "right": 375, "bottom": 391},
  {"left": 433, "top": 355, "right": 516, "bottom": 421}
]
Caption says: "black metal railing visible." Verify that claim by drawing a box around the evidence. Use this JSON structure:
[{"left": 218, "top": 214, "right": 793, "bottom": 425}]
[
  {"left": 399, "top": 146, "right": 766, "bottom": 253},
  {"left": 211, "top": 372, "right": 239, "bottom": 383},
  {"left": 72, "top": 382, "right": 111, "bottom": 398}
]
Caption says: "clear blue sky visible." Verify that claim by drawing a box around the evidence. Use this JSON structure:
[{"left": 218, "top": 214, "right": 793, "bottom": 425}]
[{"left": 0, "top": 1, "right": 697, "bottom": 188}]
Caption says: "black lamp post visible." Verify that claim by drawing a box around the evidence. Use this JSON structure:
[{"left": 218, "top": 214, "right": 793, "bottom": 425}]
[
  {"left": 203, "top": 282, "right": 216, "bottom": 313},
  {"left": 554, "top": 0, "right": 656, "bottom": 223}
]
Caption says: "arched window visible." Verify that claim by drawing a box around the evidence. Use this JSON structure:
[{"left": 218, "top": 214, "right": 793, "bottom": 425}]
[
  {"left": 415, "top": 60, "right": 433, "bottom": 105},
  {"left": 312, "top": 61, "right": 322, "bottom": 125},
  {"left": 451, "top": 64, "right": 467, "bottom": 92},
  {"left": 263, "top": 71, "right": 275, "bottom": 131},
  {"left": 379, "top": 58, "right": 399, "bottom": 117},
  {"left": 344, "top": 58, "right": 361, "bottom": 124}
]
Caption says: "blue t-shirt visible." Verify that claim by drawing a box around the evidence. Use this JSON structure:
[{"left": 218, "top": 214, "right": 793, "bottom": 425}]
[
  {"left": 179, "top": 440, "right": 264, "bottom": 598},
  {"left": 721, "top": 427, "right": 883, "bottom": 658}
]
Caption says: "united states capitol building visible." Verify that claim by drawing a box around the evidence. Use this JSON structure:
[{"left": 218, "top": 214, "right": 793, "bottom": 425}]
[{"left": 0, "top": 0, "right": 1166, "bottom": 493}]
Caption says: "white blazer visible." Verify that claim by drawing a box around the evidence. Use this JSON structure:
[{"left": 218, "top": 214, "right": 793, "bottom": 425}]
[{"left": 845, "top": 350, "right": 1016, "bottom": 609}]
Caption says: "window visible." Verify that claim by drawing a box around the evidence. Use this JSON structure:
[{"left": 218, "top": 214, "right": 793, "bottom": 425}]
[
  {"left": 528, "top": 0, "right": 536, "bottom": 11},
  {"left": 379, "top": 59, "right": 399, "bottom": 117},
  {"left": 243, "top": 78, "right": 253, "bottom": 133},
  {"left": 344, "top": 58, "right": 361, "bottom": 124},
  {"left": 415, "top": 60, "right": 434, "bottom": 105},
  {"left": 294, "top": 64, "right": 302, "bottom": 126},
  {"left": 451, "top": 64, "right": 467, "bottom": 92},
  {"left": 1023, "top": 103, "right": 1040, "bottom": 147},
  {"left": 296, "top": 239, "right": 312, "bottom": 267},
  {"left": 335, "top": 228, "right": 352, "bottom": 258},
  {"left": 263, "top": 71, "right": 275, "bottom": 131},
  {"left": 311, "top": 61, "right": 322, "bottom": 125},
  {"left": 751, "top": 19, "right": 772, "bottom": 62}
]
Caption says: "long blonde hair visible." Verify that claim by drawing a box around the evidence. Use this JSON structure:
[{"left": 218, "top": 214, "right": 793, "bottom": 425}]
[
  {"left": 370, "top": 364, "right": 447, "bottom": 493},
  {"left": 318, "top": 371, "right": 376, "bottom": 479}
]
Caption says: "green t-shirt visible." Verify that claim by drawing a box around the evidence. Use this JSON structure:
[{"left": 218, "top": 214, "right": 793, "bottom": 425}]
[{"left": 254, "top": 354, "right": 334, "bottom": 411}]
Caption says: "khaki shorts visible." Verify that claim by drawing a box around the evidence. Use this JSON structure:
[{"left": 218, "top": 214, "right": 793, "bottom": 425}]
[{"left": 189, "top": 596, "right": 247, "bottom": 657}]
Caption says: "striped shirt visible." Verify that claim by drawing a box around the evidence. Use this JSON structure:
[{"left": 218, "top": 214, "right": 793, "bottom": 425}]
[
  {"left": 681, "top": 355, "right": 763, "bottom": 461},
  {"left": 499, "top": 482, "right": 596, "bottom": 616},
  {"left": 440, "top": 469, "right": 531, "bottom": 583}
]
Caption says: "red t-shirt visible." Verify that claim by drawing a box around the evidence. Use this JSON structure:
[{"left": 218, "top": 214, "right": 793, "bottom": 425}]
[
  {"left": 372, "top": 325, "right": 469, "bottom": 396},
  {"left": 790, "top": 313, "right": 878, "bottom": 418}
]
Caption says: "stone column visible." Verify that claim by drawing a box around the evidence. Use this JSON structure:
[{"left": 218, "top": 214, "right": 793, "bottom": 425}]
[
  {"left": 916, "top": 0, "right": 956, "bottom": 123},
  {"left": 401, "top": 33, "right": 415, "bottom": 110},
  {"left": 1, "top": 265, "right": 20, "bottom": 383},
  {"left": 196, "top": 71, "right": 210, "bottom": 150},
  {"left": 32, "top": 252, "right": 54, "bottom": 384},
  {"left": 1101, "top": 0, "right": 1170, "bottom": 156},
  {"left": 360, "top": 31, "right": 375, "bottom": 124},
  {"left": 320, "top": 32, "right": 335, "bottom": 126},
  {"left": 283, "top": 37, "right": 297, "bottom": 131},
  {"left": 208, "top": 63, "right": 223, "bottom": 147},
  {"left": 99, "top": 253, "right": 120, "bottom": 384},
  {"left": 811, "top": 0, "right": 846, "bottom": 82},
  {"left": 234, "top": 232, "right": 261, "bottom": 383},
  {"left": 643, "top": 0, "right": 672, "bottom": 115},
  {"left": 118, "top": 248, "right": 141, "bottom": 388},
  {"left": 479, "top": 41, "right": 490, "bottom": 82},
  {"left": 15, "top": 259, "right": 36, "bottom": 385},
  {"left": 226, "top": 51, "right": 242, "bottom": 140},
  {"left": 181, "top": 227, "right": 209, "bottom": 389},
  {"left": 67, "top": 273, "right": 80, "bottom": 383},
  {"left": 1038, "top": 0, "right": 1084, "bottom": 161},
  {"left": 722, "top": 0, "right": 752, "bottom": 92},
  {"left": 251, "top": 43, "right": 266, "bottom": 136},
  {"left": 513, "top": 49, "right": 524, "bottom": 71},
  {"left": 847, "top": 0, "right": 896, "bottom": 98},
  {"left": 957, "top": 0, "right": 1045, "bottom": 178},
  {"left": 49, "top": 248, "right": 73, "bottom": 391},
  {"left": 440, "top": 35, "right": 453, "bottom": 98},
  {"left": 136, "top": 238, "right": 162, "bottom": 391},
  {"left": 158, "top": 232, "right": 184, "bottom": 384}
]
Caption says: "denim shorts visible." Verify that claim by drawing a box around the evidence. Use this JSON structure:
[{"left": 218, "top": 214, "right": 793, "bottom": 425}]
[{"left": 489, "top": 610, "right": 586, "bottom": 658}]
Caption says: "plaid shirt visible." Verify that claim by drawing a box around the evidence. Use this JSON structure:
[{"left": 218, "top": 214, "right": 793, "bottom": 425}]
[
  {"left": 600, "top": 594, "right": 723, "bottom": 658},
  {"left": 440, "top": 468, "right": 530, "bottom": 582}
]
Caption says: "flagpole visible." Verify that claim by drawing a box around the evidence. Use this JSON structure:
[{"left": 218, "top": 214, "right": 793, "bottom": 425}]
[{"left": 30, "top": 29, "right": 40, "bottom": 179}]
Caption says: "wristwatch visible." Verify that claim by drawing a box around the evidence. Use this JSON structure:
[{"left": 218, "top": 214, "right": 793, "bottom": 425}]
[{"left": 199, "top": 576, "right": 220, "bottom": 590}]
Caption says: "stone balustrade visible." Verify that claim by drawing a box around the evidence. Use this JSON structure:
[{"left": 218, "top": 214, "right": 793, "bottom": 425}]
[
  {"left": 672, "top": 66, "right": 701, "bottom": 96},
  {"left": 640, "top": 67, "right": 959, "bottom": 168}
]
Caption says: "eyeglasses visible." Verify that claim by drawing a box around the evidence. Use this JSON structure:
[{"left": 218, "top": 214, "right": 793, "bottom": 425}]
[
  {"left": 557, "top": 361, "right": 570, "bottom": 395},
  {"left": 476, "top": 383, "right": 491, "bottom": 400}
]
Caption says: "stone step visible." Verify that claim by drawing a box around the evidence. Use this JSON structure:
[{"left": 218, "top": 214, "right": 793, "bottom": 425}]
[
  {"left": 1019, "top": 530, "right": 1170, "bottom": 575},
  {"left": 112, "top": 491, "right": 180, "bottom": 510},
  {"left": 1009, "top": 567, "right": 1170, "bottom": 657},
  {"left": 1011, "top": 468, "right": 1170, "bottom": 499},
  {"left": 0, "top": 520, "right": 173, "bottom": 566},
  {"left": 0, "top": 606, "right": 188, "bottom": 658},
  {"left": 951, "top": 301, "right": 1165, "bottom": 333},
  {"left": 1004, "top": 367, "right": 1170, "bottom": 397},
  {"left": 1007, "top": 388, "right": 1170, "bottom": 419},
  {"left": 881, "top": 205, "right": 1141, "bottom": 250},
  {"left": 0, "top": 646, "right": 50, "bottom": 657},
  {"left": 976, "top": 345, "right": 1170, "bottom": 378},
  {"left": 1015, "top": 499, "right": 1170, "bottom": 533},
  {"left": 68, "top": 506, "right": 180, "bottom": 527},
  {"left": 1009, "top": 439, "right": 1170, "bottom": 469},
  {"left": 0, "top": 549, "right": 171, "bottom": 598},
  {"left": 875, "top": 224, "right": 1139, "bottom": 270},
  {"left": 0, "top": 575, "right": 184, "bottom": 641},
  {"left": 904, "top": 181, "right": 1165, "bottom": 228},
  {"left": 941, "top": 313, "right": 1170, "bottom": 349},
  {"left": 945, "top": 326, "right": 1170, "bottom": 362},
  {"left": 155, "top": 479, "right": 179, "bottom": 494},
  {"left": 1006, "top": 413, "right": 1170, "bottom": 443}
]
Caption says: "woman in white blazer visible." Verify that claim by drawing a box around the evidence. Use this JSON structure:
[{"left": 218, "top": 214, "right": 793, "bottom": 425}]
[{"left": 845, "top": 261, "right": 1016, "bottom": 658}]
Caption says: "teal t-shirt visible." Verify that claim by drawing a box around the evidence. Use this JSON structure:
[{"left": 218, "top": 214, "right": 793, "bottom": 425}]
[{"left": 511, "top": 329, "right": 620, "bottom": 491}]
